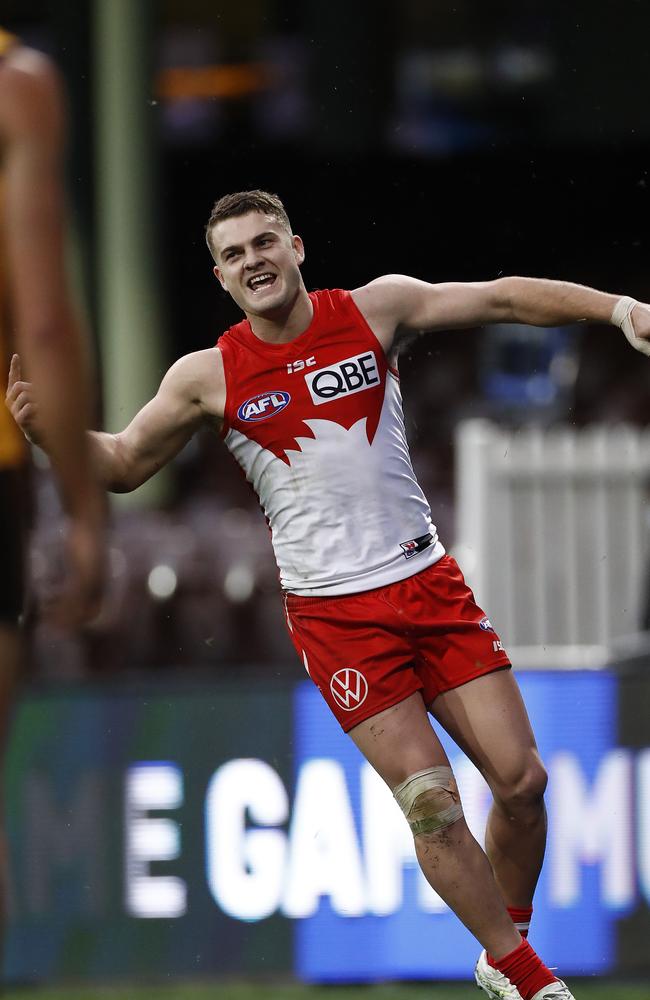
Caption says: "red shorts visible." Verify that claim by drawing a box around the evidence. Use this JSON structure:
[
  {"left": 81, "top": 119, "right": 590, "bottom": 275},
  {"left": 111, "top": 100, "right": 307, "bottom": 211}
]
[{"left": 284, "top": 555, "right": 511, "bottom": 732}]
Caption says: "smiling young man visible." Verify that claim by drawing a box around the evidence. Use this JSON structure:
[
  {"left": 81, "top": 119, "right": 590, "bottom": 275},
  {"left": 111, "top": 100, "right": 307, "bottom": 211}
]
[{"left": 8, "top": 189, "right": 650, "bottom": 1000}]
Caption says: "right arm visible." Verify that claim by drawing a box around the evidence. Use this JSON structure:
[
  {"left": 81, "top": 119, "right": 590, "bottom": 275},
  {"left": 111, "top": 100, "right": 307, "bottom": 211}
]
[
  {"left": 89, "top": 351, "right": 220, "bottom": 492},
  {"left": 8, "top": 348, "right": 225, "bottom": 493}
]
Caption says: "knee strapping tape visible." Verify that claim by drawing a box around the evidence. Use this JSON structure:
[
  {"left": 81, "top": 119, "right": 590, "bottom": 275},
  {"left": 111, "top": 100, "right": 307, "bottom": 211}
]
[{"left": 393, "top": 765, "right": 463, "bottom": 836}]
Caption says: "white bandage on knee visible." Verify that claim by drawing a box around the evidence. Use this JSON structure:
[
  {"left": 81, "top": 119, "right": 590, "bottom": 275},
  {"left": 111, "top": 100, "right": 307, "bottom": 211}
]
[
  {"left": 393, "top": 766, "right": 463, "bottom": 836},
  {"left": 612, "top": 296, "right": 650, "bottom": 356}
]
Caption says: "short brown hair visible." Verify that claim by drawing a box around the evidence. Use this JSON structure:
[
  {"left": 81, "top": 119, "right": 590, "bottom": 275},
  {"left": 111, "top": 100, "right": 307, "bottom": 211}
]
[{"left": 205, "top": 189, "right": 292, "bottom": 261}]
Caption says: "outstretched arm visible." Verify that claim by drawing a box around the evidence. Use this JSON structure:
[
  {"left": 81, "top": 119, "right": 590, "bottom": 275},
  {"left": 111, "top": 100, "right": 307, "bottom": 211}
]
[
  {"left": 7, "top": 348, "right": 225, "bottom": 493},
  {"left": 0, "top": 47, "right": 100, "bottom": 515},
  {"left": 0, "top": 43, "right": 106, "bottom": 625},
  {"left": 352, "top": 274, "right": 650, "bottom": 353}
]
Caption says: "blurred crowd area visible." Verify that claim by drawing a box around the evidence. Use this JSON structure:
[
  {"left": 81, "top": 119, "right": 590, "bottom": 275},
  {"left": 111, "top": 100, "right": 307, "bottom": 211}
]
[{"left": 4, "top": 0, "right": 649, "bottom": 677}]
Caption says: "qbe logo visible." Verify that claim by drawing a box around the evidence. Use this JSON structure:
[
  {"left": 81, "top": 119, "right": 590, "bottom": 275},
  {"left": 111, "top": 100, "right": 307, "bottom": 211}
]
[
  {"left": 305, "top": 352, "right": 380, "bottom": 406},
  {"left": 237, "top": 391, "right": 291, "bottom": 422}
]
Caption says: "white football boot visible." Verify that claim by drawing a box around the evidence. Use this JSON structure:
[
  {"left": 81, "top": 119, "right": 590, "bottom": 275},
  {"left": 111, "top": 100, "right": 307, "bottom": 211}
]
[
  {"left": 474, "top": 950, "right": 523, "bottom": 998},
  {"left": 475, "top": 951, "right": 576, "bottom": 1000},
  {"left": 530, "top": 982, "right": 575, "bottom": 1000}
]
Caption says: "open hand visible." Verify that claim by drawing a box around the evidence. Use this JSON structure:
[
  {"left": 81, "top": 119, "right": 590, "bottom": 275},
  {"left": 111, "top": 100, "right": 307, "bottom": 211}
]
[
  {"left": 6, "top": 353, "right": 106, "bottom": 627},
  {"left": 45, "top": 505, "right": 106, "bottom": 629}
]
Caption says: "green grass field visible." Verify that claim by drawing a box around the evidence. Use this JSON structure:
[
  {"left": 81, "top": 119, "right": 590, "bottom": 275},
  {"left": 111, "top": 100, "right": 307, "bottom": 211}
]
[{"left": 2, "top": 981, "right": 648, "bottom": 1000}]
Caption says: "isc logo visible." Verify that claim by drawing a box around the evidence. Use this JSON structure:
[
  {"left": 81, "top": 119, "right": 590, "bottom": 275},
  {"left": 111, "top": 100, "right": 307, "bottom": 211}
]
[
  {"left": 287, "top": 356, "right": 316, "bottom": 374},
  {"left": 305, "top": 351, "right": 380, "bottom": 406},
  {"left": 237, "top": 391, "right": 291, "bottom": 422}
]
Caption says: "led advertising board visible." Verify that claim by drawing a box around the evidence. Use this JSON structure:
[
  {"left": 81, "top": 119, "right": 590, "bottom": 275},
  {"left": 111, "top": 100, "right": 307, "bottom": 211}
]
[
  {"left": 3, "top": 672, "right": 649, "bottom": 983},
  {"left": 294, "top": 673, "right": 637, "bottom": 980}
]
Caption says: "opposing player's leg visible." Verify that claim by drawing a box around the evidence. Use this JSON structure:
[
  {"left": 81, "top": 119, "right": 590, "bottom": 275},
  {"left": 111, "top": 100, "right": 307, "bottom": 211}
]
[
  {"left": 349, "top": 691, "right": 523, "bottom": 962},
  {"left": 0, "top": 471, "right": 27, "bottom": 951},
  {"left": 430, "top": 668, "right": 547, "bottom": 914},
  {"left": 0, "top": 624, "right": 21, "bottom": 951}
]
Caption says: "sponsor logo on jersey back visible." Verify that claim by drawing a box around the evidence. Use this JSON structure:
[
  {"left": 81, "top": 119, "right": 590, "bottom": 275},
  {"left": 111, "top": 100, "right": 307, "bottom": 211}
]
[
  {"left": 237, "top": 391, "right": 291, "bottom": 422},
  {"left": 305, "top": 351, "right": 380, "bottom": 406}
]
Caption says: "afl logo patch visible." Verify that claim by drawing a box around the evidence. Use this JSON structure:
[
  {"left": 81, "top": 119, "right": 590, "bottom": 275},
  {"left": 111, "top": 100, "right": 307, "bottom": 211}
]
[
  {"left": 479, "top": 617, "right": 494, "bottom": 632},
  {"left": 330, "top": 668, "right": 369, "bottom": 712},
  {"left": 237, "top": 391, "right": 291, "bottom": 422}
]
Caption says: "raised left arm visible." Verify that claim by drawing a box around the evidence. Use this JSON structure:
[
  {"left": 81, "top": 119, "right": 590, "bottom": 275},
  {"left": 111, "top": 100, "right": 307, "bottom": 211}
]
[{"left": 351, "top": 274, "right": 650, "bottom": 354}]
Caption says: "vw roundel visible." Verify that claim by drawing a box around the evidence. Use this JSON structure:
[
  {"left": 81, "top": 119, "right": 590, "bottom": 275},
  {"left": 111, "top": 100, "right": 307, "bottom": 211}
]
[{"left": 237, "top": 391, "right": 291, "bottom": 422}]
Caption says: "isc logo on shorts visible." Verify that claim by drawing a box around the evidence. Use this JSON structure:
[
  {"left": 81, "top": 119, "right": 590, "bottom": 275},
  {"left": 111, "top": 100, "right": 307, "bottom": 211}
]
[
  {"left": 305, "top": 351, "right": 380, "bottom": 406},
  {"left": 237, "top": 391, "right": 291, "bottom": 422}
]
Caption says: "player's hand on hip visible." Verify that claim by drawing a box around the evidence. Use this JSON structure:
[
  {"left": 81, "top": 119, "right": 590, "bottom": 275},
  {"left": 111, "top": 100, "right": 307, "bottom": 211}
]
[
  {"left": 5, "top": 354, "right": 43, "bottom": 446},
  {"left": 46, "top": 496, "right": 107, "bottom": 629}
]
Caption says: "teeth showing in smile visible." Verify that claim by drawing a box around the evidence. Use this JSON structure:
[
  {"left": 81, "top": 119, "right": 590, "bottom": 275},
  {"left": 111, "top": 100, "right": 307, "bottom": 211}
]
[{"left": 249, "top": 273, "right": 275, "bottom": 290}]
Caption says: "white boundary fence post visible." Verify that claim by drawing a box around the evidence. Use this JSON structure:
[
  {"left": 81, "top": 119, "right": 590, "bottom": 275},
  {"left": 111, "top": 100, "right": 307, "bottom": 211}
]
[{"left": 453, "top": 420, "right": 650, "bottom": 669}]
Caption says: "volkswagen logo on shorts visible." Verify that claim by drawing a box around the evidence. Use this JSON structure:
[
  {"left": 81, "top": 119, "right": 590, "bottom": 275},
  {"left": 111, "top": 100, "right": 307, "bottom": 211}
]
[
  {"left": 238, "top": 391, "right": 291, "bottom": 422},
  {"left": 479, "top": 616, "right": 495, "bottom": 631},
  {"left": 330, "top": 668, "right": 368, "bottom": 711}
]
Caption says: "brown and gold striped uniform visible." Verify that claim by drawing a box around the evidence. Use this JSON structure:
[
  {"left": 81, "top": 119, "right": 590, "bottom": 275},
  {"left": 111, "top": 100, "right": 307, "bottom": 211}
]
[
  {"left": 0, "top": 28, "right": 27, "bottom": 470},
  {"left": 0, "top": 28, "right": 28, "bottom": 623}
]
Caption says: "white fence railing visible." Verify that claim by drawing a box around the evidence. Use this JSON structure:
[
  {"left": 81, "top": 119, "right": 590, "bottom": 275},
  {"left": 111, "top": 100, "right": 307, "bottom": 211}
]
[{"left": 454, "top": 420, "right": 650, "bottom": 668}]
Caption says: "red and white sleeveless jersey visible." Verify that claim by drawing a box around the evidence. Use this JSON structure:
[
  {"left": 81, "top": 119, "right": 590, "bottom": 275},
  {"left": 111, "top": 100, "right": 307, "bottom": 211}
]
[{"left": 218, "top": 288, "right": 445, "bottom": 596}]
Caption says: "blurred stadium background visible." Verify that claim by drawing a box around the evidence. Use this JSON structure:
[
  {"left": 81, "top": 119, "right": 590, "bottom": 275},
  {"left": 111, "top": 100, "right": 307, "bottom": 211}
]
[{"left": 2, "top": 0, "right": 650, "bottom": 996}]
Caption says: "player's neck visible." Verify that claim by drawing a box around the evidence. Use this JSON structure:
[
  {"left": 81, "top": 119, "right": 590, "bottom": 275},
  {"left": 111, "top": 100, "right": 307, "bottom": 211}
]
[{"left": 247, "top": 286, "right": 313, "bottom": 344}]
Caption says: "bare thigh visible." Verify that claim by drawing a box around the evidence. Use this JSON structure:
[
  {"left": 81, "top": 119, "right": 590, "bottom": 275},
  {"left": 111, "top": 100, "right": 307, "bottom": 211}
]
[
  {"left": 429, "top": 668, "right": 543, "bottom": 791},
  {"left": 348, "top": 690, "right": 451, "bottom": 788}
]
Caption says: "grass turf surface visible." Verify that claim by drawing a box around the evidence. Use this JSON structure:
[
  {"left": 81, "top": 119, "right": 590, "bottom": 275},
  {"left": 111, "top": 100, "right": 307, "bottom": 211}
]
[{"left": 2, "top": 982, "right": 648, "bottom": 999}]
